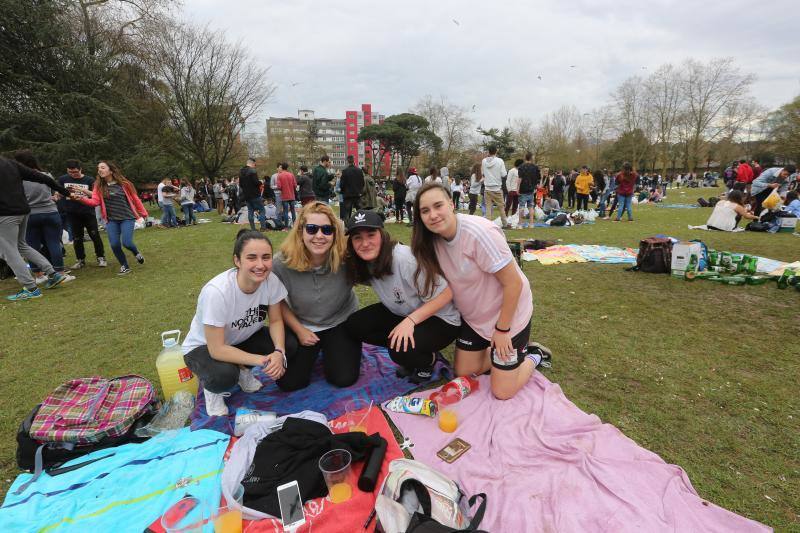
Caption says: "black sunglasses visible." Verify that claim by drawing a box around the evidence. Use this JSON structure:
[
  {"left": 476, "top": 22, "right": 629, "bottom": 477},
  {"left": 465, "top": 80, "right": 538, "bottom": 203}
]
[{"left": 304, "top": 223, "right": 335, "bottom": 236}]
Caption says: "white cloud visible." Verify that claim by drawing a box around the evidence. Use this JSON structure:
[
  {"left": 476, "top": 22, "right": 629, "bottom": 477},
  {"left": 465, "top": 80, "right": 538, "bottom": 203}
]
[{"left": 181, "top": 0, "right": 800, "bottom": 131}]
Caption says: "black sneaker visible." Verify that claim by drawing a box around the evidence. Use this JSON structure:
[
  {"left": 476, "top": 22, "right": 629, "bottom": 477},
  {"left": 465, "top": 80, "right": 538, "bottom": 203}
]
[
  {"left": 528, "top": 342, "right": 553, "bottom": 368},
  {"left": 118, "top": 266, "right": 132, "bottom": 276},
  {"left": 395, "top": 366, "right": 413, "bottom": 379},
  {"left": 135, "top": 253, "right": 145, "bottom": 265}
]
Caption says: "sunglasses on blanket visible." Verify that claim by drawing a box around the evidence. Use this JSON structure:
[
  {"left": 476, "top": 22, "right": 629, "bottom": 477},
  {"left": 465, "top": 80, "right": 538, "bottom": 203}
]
[{"left": 304, "top": 224, "right": 335, "bottom": 236}]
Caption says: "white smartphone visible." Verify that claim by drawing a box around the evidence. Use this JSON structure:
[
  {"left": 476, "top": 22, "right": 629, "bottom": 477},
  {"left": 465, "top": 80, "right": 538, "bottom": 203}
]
[{"left": 276, "top": 480, "right": 306, "bottom": 531}]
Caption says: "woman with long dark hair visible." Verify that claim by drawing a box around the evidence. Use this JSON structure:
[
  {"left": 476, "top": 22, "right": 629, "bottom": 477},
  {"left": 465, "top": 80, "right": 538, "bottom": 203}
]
[
  {"left": 183, "top": 229, "right": 293, "bottom": 416},
  {"left": 392, "top": 167, "right": 407, "bottom": 223},
  {"left": 614, "top": 162, "right": 638, "bottom": 222},
  {"left": 179, "top": 178, "right": 197, "bottom": 225},
  {"left": 343, "top": 210, "right": 459, "bottom": 383},
  {"left": 411, "top": 182, "right": 542, "bottom": 400},
  {"left": 75, "top": 161, "right": 148, "bottom": 274}
]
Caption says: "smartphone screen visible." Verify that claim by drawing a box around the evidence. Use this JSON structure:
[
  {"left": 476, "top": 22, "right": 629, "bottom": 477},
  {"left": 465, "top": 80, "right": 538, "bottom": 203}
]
[{"left": 277, "top": 481, "right": 305, "bottom": 528}]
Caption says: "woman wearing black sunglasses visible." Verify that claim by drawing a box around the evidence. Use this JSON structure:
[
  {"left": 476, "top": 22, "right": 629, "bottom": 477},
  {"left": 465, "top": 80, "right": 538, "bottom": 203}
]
[{"left": 271, "top": 201, "right": 362, "bottom": 390}]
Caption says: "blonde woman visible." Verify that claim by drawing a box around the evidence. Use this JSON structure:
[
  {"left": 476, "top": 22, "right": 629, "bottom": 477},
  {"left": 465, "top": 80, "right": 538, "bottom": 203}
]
[{"left": 271, "top": 201, "right": 361, "bottom": 391}]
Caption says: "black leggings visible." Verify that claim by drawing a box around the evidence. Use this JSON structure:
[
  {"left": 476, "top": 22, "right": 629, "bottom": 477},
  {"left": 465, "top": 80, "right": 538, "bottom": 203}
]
[
  {"left": 576, "top": 193, "right": 589, "bottom": 211},
  {"left": 468, "top": 193, "right": 479, "bottom": 215},
  {"left": 184, "top": 327, "right": 298, "bottom": 393},
  {"left": 276, "top": 323, "right": 362, "bottom": 392},
  {"left": 344, "top": 303, "right": 459, "bottom": 370},
  {"left": 405, "top": 201, "right": 414, "bottom": 223},
  {"left": 395, "top": 200, "right": 405, "bottom": 221}
]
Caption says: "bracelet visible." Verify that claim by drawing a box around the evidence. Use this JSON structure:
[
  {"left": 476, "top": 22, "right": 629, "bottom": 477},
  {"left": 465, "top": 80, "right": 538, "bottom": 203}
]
[
  {"left": 274, "top": 347, "right": 284, "bottom": 354},
  {"left": 495, "top": 324, "right": 511, "bottom": 333},
  {"left": 406, "top": 315, "right": 417, "bottom": 326}
]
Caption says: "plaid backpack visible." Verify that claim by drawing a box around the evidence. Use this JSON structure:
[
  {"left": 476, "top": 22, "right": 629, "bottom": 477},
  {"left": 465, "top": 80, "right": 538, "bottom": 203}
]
[{"left": 15, "top": 375, "right": 157, "bottom": 493}]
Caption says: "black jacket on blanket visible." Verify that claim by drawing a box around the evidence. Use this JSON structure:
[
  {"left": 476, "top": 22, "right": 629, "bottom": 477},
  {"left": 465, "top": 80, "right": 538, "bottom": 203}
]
[{"left": 242, "top": 417, "right": 381, "bottom": 517}]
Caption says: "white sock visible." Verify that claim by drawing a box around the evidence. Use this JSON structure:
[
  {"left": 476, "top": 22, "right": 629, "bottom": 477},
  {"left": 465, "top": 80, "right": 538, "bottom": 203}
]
[{"left": 525, "top": 351, "right": 542, "bottom": 367}]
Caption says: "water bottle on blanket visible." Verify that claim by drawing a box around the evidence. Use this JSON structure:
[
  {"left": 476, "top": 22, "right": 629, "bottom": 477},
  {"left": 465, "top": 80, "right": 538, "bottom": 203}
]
[{"left": 156, "top": 330, "right": 198, "bottom": 401}]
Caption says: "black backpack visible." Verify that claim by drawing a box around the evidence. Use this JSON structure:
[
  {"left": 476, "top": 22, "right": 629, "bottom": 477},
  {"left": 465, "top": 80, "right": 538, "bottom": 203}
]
[
  {"left": 550, "top": 213, "right": 569, "bottom": 226},
  {"left": 746, "top": 221, "right": 769, "bottom": 232},
  {"left": 629, "top": 237, "right": 672, "bottom": 273}
]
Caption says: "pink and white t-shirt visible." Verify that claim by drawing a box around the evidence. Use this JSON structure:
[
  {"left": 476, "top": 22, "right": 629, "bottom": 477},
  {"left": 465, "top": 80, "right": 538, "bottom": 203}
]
[{"left": 434, "top": 214, "right": 532, "bottom": 340}]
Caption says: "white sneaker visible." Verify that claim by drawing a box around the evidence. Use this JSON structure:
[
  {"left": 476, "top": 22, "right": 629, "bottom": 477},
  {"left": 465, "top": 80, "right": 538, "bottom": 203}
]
[
  {"left": 34, "top": 274, "right": 48, "bottom": 285},
  {"left": 61, "top": 274, "right": 76, "bottom": 284},
  {"left": 203, "top": 389, "right": 230, "bottom": 416},
  {"left": 97, "top": 257, "right": 107, "bottom": 267},
  {"left": 238, "top": 369, "right": 263, "bottom": 392}
]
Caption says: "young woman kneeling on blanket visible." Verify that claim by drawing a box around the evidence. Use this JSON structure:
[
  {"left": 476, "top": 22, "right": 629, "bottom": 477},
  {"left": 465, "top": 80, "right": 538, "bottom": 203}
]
[
  {"left": 342, "top": 210, "right": 460, "bottom": 384},
  {"left": 706, "top": 190, "right": 759, "bottom": 231},
  {"left": 271, "top": 201, "right": 362, "bottom": 391},
  {"left": 412, "top": 182, "right": 540, "bottom": 400},
  {"left": 182, "top": 230, "right": 294, "bottom": 416}
]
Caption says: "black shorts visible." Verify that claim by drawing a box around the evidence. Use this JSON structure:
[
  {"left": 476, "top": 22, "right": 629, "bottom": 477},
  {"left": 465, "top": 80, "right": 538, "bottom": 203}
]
[{"left": 456, "top": 320, "right": 531, "bottom": 370}]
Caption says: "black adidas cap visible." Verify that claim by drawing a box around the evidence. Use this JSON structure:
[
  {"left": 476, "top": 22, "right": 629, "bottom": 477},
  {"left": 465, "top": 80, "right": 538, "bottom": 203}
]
[{"left": 345, "top": 210, "right": 384, "bottom": 234}]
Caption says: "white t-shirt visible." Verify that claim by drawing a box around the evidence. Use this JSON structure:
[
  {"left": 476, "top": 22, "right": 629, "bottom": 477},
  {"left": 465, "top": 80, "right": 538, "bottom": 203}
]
[
  {"left": 371, "top": 244, "right": 460, "bottom": 326},
  {"left": 706, "top": 200, "right": 739, "bottom": 232},
  {"left": 451, "top": 182, "right": 462, "bottom": 194},
  {"left": 434, "top": 214, "right": 532, "bottom": 340},
  {"left": 405, "top": 174, "right": 423, "bottom": 203},
  {"left": 182, "top": 269, "right": 288, "bottom": 354},
  {"left": 157, "top": 182, "right": 166, "bottom": 204}
]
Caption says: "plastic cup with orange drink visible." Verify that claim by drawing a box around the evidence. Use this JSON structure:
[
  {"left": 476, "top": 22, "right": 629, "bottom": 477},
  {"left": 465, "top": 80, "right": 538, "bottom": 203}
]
[{"left": 319, "top": 449, "right": 353, "bottom": 504}]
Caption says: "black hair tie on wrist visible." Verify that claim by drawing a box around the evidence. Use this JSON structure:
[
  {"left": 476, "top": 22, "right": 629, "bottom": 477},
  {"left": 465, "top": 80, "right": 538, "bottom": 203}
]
[{"left": 495, "top": 325, "right": 511, "bottom": 333}]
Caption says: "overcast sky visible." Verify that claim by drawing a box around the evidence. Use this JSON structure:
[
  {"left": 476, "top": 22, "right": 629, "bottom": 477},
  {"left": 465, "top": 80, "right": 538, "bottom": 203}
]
[{"left": 181, "top": 0, "right": 799, "bottom": 133}]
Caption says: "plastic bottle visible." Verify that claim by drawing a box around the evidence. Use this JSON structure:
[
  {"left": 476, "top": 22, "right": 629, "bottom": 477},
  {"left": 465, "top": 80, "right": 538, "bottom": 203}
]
[
  {"left": 156, "top": 330, "right": 198, "bottom": 401},
  {"left": 429, "top": 376, "right": 480, "bottom": 407},
  {"left": 684, "top": 254, "right": 698, "bottom": 281}
]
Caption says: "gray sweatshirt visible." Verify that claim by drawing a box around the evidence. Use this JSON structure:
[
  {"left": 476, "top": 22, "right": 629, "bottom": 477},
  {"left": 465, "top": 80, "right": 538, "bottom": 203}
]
[
  {"left": 272, "top": 254, "right": 359, "bottom": 332},
  {"left": 23, "top": 173, "right": 59, "bottom": 215}
]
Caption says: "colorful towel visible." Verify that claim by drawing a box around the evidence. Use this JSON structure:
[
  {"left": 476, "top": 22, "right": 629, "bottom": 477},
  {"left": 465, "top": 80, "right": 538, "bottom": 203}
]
[
  {"left": 242, "top": 407, "right": 405, "bottom": 532},
  {"left": 525, "top": 245, "right": 588, "bottom": 265},
  {"left": 384, "top": 374, "right": 771, "bottom": 533},
  {"left": 0, "top": 428, "right": 229, "bottom": 532},
  {"left": 190, "top": 345, "right": 449, "bottom": 435},
  {"left": 566, "top": 244, "right": 638, "bottom": 264}
]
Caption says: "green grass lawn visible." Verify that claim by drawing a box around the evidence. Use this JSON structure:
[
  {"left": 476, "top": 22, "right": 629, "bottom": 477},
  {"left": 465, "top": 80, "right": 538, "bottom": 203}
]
[{"left": 1, "top": 188, "right": 798, "bottom": 529}]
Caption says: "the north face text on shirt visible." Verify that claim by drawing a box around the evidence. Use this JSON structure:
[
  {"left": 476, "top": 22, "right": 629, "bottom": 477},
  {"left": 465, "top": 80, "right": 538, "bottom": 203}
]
[{"left": 231, "top": 305, "right": 268, "bottom": 330}]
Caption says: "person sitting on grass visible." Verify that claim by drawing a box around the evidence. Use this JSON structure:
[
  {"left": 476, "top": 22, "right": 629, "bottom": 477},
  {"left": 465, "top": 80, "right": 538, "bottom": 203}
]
[
  {"left": 182, "top": 229, "right": 294, "bottom": 417},
  {"left": 271, "top": 201, "right": 362, "bottom": 391},
  {"left": 343, "top": 210, "right": 460, "bottom": 384},
  {"left": 412, "top": 182, "right": 546, "bottom": 401},
  {"left": 706, "top": 190, "right": 758, "bottom": 231},
  {"left": 781, "top": 190, "right": 800, "bottom": 217}
]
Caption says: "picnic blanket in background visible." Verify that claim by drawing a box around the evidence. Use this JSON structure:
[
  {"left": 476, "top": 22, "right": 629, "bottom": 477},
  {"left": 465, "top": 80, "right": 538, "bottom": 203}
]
[
  {"left": 384, "top": 374, "right": 771, "bottom": 533},
  {"left": 190, "top": 344, "right": 448, "bottom": 435},
  {"left": 657, "top": 203, "right": 700, "bottom": 208},
  {"left": 689, "top": 224, "right": 745, "bottom": 232},
  {"left": 523, "top": 244, "right": 637, "bottom": 265},
  {"left": 241, "top": 407, "right": 404, "bottom": 532},
  {"left": 0, "top": 428, "right": 229, "bottom": 532},
  {"left": 769, "top": 260, "right": 799, "bottom": 276}
]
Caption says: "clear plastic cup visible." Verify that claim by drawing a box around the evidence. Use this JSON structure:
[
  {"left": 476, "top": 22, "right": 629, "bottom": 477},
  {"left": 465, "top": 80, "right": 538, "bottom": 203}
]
[
  {"left": 438, "top": 409, "right": 458, "bottom": 433},
  {"left": 161, "top": 496, "right": 205, "bottom": 533},
  {"left": 319, "top": 449, "right": 352, "bottom": 503},
  {"left": 344, "top": 398, "right": 372, "bottom": 433},
  {"left": 213, "top": 483, "right": 244, "bottom": 533}
]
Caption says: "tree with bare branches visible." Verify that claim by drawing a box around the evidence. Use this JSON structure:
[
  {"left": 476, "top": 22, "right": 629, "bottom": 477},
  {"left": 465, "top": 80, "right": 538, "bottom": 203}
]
[
  {"left": 412, "top": 95, "right": 472, "bottom": 167},
  {"left": 148, "top": 21, "right": 275, "bottom": 179}
]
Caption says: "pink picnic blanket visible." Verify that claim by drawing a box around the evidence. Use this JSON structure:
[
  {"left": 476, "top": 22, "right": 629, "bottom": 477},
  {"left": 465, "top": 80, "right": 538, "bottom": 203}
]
[{"left": 384, "top": 373, "right": 771, "bottom": 532}]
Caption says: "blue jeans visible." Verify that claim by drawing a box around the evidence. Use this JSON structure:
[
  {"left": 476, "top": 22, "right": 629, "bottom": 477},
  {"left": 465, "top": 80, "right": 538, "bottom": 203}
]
[
  {"left": 615, "top": 194, "right": 633, "bottom": 221},
  {"left": 281, "top": 200, "right": 296, "bottom": 227},
  {"left": 26, "top": 212, "right": 64, "bottom": 272},
  {"left": 106, "top": 219, "right": 139, "bottom": 268},
  {"left": 60, "top": 212, "right": 73, "bottom": 241},
  {"left": 181, "top": 203, "right": 196, "bottom": 224},
  {"left": 160, "top": 202, "right": 177, "bottom": 227},
  {"left": 598, "top": 190, "right": 612, "bottom": 217},
  {"left": 246, "top": 198, "right": 267, "bottom": 230}
]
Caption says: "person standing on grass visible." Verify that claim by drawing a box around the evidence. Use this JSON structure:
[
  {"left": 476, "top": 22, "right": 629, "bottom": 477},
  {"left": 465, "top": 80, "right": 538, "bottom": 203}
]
[
  {"left": 517, "top": 153, "right": 539, "bottom": 228},
  {"left": 296, "top": 165, "right": 316, "bottom": 207},
  {"left": 179, "top": 178, "right": 197, "bottom": 225},
  {"left": 392, "top": 167, "right": 407, "bottom": 223},
  {"left": 574, "top": 166, "right": 593, "bottom": 211},
  {"left": 74, "top": 161, "right": 147, "bottom": 275},
  {"left": 481, "top": 145, "right": 510, "bottom": 228},
  {"left": 536, "top": 167, "right": 550, "bottom": 208},
  {"left": 360, "top": 168, "right": 377, "bottom": 211},
  {"left": 614, "top": 162, "right": 638, "bottom": 222},
  {"left": 240, "top": 158, "right": 267, "bottom": 232},
  {"left": 551, "top": 170, "right": 566, "bottom": 208},
  {"left": 339, "top": 155, "right": 364, "bottom": 222},
  {"left": 0, "top": 156, "right": 72, "bottom": 301},
  {"left": 412, "top": 182, "right": 544, "bottom": 400},
  {"left": 505, "top": 159, "right": 522, "bottom": 217},
  {"left": 271, "top": 201, "right": 361, "bottom": 391},
  {"left": 14, "top": 151, "right": 72, "bottom": 283},
  {"left": 312, "top": 155, "right": 334, "bottom": 203},
  {"left": 467, "top": 163, "right": 482, "bottom": 216},
  {"left": 183, "top": 230, "right": 294, "bottom": 417},
  {"left": 276, "top": 162, "right": 297, "bottom": 228},
  {"left": 213, "top": 179, "right": 225, "bottom": 214},
  {"left": 343, "top": 210, "right": 460, "bottom": 384},
  {"left": 58, "top": 159, "right": 108, "bottom": 270},
  {"left": 157, "top": 177, "right": 178, "bottom": 228},
  {"left": 750, "top": 165, "right": 796, "bottom": 214},
  {"left": 405, "top": 167, "right": 423, "bottom": 224},
  {"left": 450, "top": 176, "right": 462, "bottom": 210}
]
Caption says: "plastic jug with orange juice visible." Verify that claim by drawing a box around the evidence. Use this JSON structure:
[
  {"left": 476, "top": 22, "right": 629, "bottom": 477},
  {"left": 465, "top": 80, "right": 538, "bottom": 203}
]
[{"left": 156, "top": 330, "right": 198, "bottom": 401}]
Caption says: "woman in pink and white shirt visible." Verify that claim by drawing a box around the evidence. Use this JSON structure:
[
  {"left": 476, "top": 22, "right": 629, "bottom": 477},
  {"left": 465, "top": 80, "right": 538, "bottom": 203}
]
[{"left": 411, "top": 182, "right": 540, "bottom": 400}]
